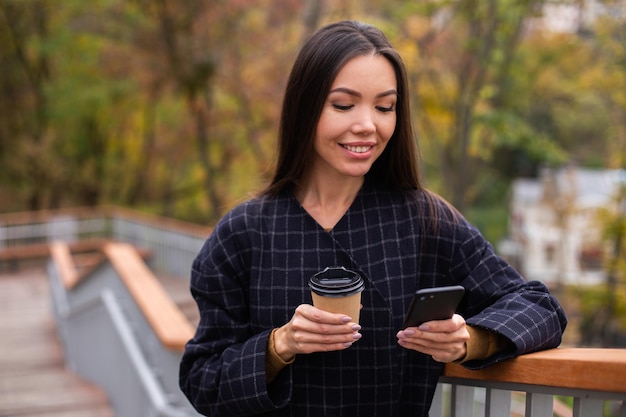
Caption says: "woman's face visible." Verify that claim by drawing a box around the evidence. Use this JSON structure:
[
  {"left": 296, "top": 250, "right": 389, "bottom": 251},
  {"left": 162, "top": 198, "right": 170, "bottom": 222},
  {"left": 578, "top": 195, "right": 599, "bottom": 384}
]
[{"left": 311, "top": 54, "right": 397, "bottom": 181}]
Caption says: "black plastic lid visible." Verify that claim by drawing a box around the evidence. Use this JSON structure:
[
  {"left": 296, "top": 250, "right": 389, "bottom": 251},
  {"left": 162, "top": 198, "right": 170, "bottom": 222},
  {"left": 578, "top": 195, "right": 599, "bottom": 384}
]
[{"left": 309, "top": 266, "right": 365, "bottom": 297}]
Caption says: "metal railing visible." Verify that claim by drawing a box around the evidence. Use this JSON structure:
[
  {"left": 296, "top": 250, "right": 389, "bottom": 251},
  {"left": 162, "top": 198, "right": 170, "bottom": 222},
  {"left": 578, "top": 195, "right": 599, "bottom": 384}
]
[
  {"left": 434, "top": 357, "right": 626, "bottom": 417},
  {"left": 49, "top": 241, "right": 198, "bottom": 417},
  {"left": 0, "top": 206, "right": 209, "bottom": 278}
]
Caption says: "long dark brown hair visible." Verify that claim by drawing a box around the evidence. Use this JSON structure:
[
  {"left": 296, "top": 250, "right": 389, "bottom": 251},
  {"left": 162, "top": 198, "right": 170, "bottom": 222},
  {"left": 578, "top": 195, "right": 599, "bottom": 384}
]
[{"left": 261, "top": 20, "right": 425, "bottom": 196}]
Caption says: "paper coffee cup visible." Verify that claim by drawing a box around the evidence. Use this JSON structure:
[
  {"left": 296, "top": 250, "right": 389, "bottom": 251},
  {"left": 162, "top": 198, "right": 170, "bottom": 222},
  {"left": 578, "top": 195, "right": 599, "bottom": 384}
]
[{"left": 309, "top": 266, "right": 365, "bottom": 324}]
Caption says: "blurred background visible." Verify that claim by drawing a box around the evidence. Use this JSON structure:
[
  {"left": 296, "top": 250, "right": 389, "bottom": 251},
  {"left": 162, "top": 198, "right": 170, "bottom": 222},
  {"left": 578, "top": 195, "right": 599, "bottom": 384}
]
[{"left": 0, "top": 0, "right": 625, "bottom": 343}]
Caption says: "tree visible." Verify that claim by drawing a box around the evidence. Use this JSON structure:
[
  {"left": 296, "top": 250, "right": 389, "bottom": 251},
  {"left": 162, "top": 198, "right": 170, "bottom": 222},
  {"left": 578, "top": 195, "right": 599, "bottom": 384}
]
[
  {"left": 0, "top": 0, "right": 623, "bottom": 230},
  {"left": 400, "top": 0, "right": 571, "bottom": 210},
  {"left": 0, "top": 0, "right": 52, "bottom": 209}
]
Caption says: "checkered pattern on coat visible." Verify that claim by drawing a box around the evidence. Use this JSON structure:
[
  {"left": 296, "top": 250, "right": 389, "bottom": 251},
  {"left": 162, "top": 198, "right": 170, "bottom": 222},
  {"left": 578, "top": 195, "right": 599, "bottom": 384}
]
[{"left": 179, "top": 185, "right": 567, "bottom": 417}]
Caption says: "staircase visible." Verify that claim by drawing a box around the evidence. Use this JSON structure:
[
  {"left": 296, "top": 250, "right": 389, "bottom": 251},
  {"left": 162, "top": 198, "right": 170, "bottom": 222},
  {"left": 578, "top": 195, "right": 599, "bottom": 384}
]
[{"left": 0, "top": 265, "right": 116, "bottom": 417}]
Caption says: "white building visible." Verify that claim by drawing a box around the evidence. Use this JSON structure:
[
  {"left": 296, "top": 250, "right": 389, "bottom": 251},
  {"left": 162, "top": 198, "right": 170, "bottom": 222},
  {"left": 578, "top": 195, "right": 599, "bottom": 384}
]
[
  {"left": 529, "top": 0, "right": 625, "bottom": 34},
  {"left": 499, "top": 166, "right": 626, "bottom": 287}
]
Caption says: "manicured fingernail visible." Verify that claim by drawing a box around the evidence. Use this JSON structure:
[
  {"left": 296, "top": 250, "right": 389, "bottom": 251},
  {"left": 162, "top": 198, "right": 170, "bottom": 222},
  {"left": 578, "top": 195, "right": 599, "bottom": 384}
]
[
  {"left": 341, "top": 316, "right": 352, "bottom": 323},
  {"left": 352, "top": 333, "right": 362, "bottom": 340},
  {"left": 403, "top": 329, "right": 415, "bottom": 336},
  {"left": 418, "top": 324, "right": 430, "bottom": 331},
  {"left": 351, "top": 324, "right": 361, "bottom": 331},
  {"left": 343, "top": 342, "right": 353, "bottom": 347}
]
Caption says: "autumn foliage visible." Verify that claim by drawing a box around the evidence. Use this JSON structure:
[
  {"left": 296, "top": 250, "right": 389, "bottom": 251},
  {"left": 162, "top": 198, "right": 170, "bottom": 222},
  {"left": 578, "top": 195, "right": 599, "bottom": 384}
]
[{"left": 0, "top": 0, "right": 624, "bottom": 225}]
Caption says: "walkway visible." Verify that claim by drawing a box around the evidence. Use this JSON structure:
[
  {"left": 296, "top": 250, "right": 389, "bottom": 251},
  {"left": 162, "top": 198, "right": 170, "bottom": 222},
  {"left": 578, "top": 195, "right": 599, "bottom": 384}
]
[{"left": 0, "top": 264, "right": 115, "bottom": 417}]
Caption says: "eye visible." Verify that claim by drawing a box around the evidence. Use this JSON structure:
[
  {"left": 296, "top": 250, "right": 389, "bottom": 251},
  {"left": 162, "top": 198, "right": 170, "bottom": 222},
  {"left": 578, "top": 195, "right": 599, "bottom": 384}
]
[
  {"left": 376, "top": 105, "right": 395, "bottom": 113},
  {"left": 332, "top": 103, "right": 354, "bottom": 111}
]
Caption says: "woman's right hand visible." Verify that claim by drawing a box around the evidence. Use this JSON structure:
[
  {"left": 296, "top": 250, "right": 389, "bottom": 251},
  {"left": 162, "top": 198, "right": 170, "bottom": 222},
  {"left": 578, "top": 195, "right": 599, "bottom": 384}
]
[{"left": 272, "top": 304, "right": 362, "bottom": 362}]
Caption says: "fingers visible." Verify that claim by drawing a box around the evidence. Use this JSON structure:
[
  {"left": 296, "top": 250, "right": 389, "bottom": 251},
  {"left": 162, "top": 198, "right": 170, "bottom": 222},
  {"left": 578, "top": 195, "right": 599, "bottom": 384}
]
[
  {"left": 280, "top": 305, "right": 363, "bottom": 356},
  {"left": 414, "top": 313, "right": 466, "bottom": 333},
  {"left": 396, "top": 314, "right": 469, "bottom": 362},
  {"left": 298, "top": 304, "right": 355, "bottom": 327}
]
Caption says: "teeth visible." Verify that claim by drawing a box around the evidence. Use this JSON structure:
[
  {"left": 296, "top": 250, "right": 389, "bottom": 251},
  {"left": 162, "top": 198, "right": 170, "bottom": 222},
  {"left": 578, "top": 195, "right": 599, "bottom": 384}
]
[{"left": 344, "top": 145, "right": 370, "bottom": 153}]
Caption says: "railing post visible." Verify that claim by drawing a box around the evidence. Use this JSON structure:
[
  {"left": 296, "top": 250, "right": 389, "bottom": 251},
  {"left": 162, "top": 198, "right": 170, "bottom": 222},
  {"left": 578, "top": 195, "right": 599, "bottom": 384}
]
[
  {"left": 525, "top": 392, "right": 553, "bottom": 417},
  {"left": 572, "top": 397, "right": 603, "bottom": 417},
  {"left": 451, "top": 385, "right": 475, "bottom": 417},
  {"left": 485, "top": 388, "right": 511, "bottom": 417},
  {"left": 0, "top": 224, "right": 6, "bottom": 249}
]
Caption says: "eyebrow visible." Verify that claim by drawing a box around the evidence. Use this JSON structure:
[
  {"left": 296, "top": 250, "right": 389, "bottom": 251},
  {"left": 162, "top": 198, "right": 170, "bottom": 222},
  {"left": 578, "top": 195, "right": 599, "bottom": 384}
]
[{"left": 329, "top": 87, "right": 398, "bottom": 98}]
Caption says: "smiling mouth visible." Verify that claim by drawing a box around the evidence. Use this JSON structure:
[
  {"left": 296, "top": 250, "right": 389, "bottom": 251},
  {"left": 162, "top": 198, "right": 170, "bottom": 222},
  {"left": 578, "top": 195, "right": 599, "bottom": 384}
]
[{"left": 342, "top": 144, "right": 372, "bottom": 153}]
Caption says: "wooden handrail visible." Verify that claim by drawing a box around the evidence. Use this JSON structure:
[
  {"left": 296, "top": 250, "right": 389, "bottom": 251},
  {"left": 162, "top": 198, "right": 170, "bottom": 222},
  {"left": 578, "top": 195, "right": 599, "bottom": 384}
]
[
  {"left": 444, "top": 347, "right": 626, "bottom": 394},
  {"left": 1, "top": 238, "right": 112, "bottom": 262},
  {"left": 103, "top": 242, "right": 195, "bottom": 351},
  {"left": 0, "top": 205, "right": 212, "bottom": 238},
  {"left": 49, "top": 242, "right": 82, "bottom": 289},
  {"left": 49, "top": 240, "right": 194, "bottom": 352}
]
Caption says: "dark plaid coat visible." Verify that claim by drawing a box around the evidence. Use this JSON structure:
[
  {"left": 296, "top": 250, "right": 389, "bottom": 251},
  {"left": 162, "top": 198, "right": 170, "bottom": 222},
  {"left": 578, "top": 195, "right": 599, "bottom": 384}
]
[{"left": 179, "top": 185, "right": 567, "bottom": 417}]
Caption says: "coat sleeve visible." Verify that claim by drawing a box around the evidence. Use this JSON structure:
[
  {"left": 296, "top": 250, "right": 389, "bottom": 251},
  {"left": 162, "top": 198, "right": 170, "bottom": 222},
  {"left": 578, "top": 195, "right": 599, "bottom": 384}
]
[
  {"left": 442, "top": 211, "right": 568, "bottom": 370},
  {"left": 178, "top": 206, "right": 292, "bottom": 416}
]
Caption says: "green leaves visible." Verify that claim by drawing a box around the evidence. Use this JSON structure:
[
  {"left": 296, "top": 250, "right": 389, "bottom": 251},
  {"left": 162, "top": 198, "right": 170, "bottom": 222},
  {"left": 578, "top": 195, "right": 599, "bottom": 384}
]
[{"left": 473, "top": 110, "right": 568, "bottom": 163}]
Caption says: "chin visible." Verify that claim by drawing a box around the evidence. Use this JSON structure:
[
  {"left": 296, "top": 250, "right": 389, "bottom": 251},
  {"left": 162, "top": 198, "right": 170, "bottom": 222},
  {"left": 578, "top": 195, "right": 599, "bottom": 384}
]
[{"left": 342, "top": 168, "right": 371, "bottom": 178}]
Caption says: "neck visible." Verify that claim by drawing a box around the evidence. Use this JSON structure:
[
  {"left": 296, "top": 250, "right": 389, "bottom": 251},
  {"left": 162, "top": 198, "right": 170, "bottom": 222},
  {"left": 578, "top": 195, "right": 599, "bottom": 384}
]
[
  {"left": 294, "top": 174, "right": 364, "bottom": 230},
  {"left": 296, "top": 174, "right": 363, "bottom": 207}
]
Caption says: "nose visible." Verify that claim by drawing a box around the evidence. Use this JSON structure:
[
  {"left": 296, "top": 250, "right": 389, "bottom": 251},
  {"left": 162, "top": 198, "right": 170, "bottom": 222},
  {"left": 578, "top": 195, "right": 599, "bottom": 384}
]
[{"left": 351, "top": 109, "right": 376, "bottom": 135}]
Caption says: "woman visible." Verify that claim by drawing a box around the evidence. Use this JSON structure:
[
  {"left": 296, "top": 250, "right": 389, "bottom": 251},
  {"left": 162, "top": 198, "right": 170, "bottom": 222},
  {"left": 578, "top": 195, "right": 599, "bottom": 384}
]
[{"left": 179, "top": 20, "right": 567, "bottom": 417}]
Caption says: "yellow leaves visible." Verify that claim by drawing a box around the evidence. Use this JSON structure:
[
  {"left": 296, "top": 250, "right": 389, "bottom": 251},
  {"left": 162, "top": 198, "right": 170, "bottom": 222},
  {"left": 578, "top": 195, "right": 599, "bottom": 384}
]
[
  {"left": 396, "top": 39, "right": 419, "bottom": 67},
  {"left": 404, "top": 15, "right": 432, "bottom": 40}
]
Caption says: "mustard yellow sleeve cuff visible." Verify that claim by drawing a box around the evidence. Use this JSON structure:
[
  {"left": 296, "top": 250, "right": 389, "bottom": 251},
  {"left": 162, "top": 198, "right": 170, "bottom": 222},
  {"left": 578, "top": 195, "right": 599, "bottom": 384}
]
[
  {"left": 457, "top": 325, "right": 512, "bottom": 364},
  {"left": 266, "top": 328, "right": 295, "bottom": 383}
]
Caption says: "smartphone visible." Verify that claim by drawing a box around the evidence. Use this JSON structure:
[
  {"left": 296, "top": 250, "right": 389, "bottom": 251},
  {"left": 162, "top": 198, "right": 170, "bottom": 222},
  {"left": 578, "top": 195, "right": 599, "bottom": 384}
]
[{"left": 402, "top": 285, "right": 465, "bottom": 328}]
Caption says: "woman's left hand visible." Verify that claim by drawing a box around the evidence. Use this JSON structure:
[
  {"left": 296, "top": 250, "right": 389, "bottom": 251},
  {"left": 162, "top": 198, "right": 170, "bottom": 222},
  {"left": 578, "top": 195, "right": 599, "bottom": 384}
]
[{"left": 396, "top": 314, "right": 469, "bottom": 363}]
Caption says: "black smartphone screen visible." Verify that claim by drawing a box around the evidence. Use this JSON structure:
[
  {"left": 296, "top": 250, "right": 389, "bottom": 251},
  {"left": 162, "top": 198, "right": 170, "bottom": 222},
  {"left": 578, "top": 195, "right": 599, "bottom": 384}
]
[{"left": 402, "top": 285, "right": 465, "bottom": 328}]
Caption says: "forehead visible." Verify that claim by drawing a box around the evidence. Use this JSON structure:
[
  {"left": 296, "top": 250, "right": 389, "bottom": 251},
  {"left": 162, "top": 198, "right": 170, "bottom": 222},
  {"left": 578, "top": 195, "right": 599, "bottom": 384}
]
[{"left": 331, "top": 54, "right": 397, "bottom": 90}]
